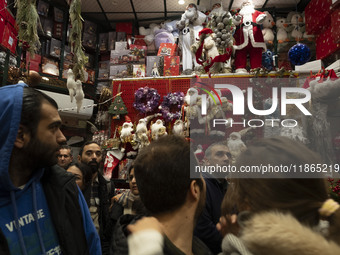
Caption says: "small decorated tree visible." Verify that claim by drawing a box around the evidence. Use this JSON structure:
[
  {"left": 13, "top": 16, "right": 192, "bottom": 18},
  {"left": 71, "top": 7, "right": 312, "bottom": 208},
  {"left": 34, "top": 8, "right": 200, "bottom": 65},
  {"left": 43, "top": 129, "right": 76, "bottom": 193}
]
[{"left": 109, "top": 95, "right": 128, "bottom": 119}]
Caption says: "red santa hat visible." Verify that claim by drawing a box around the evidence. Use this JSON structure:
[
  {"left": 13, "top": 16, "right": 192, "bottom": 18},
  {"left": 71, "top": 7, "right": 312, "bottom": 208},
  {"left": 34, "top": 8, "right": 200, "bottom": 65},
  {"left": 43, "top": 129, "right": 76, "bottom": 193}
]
[{"left": 124, "top": 115, "right": 132, "bottom": 123}]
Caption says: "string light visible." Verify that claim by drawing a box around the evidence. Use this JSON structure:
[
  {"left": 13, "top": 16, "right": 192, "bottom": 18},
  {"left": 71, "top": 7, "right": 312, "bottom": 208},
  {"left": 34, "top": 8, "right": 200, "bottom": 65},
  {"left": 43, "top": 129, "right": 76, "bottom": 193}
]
[{"left": 58, "top": 92, "right": 122, "bottom": 112}]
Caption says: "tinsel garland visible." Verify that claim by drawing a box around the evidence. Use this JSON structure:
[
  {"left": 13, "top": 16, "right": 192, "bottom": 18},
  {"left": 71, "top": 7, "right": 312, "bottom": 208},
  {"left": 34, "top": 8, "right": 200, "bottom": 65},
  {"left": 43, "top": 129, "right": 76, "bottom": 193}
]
[
  {"left": 15, "top": 0, "right": 41, "bottom": 56},
  {"left": 69, "top": 0, "right": 88, "bottom": 81}
]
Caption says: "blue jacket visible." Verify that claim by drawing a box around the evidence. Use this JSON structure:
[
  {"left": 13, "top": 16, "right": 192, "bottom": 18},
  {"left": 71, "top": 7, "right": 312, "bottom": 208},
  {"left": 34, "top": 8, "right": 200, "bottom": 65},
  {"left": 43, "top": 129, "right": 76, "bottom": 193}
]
[{"left": 0, "top": 84, "right": 101, "bottom": 255}]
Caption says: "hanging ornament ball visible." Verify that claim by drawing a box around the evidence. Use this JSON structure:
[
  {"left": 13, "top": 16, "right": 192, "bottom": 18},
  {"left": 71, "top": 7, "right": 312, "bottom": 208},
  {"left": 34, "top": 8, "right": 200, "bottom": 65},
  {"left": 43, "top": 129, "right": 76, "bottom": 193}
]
[
  {"left": 27, "top": 70, "right": 42, "bottom": 87},
  {"left": 216, "top": 16, "right": 222, "bottom": 23},
  {"left": 217, "top": 22, "right": 224, "bottom": 29},
  {"left": 288, "top": 43, "right": 311, "bottom": 66}
]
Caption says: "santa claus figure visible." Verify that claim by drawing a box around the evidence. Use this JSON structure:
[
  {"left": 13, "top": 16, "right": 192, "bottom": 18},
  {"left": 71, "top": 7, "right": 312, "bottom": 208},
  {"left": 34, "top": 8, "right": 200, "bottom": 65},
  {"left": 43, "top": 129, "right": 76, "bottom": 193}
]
[
  {"left": 172, "top": 119, "right": 185, "bottom": 136},
  {"left": 177, "top": 3, "right": 206, "bottom": 73},
  {"left": 233, "top": 0, "right": 267, "bottom": 73},
  {"left": 151, "top": 119, "right": 168, "bottom": 140},
  {"left": 119, "top": 116, "right": 138, "bottom": 157},
  {"left": 227, "top": 132, "right": 247, "bottom": 163}
]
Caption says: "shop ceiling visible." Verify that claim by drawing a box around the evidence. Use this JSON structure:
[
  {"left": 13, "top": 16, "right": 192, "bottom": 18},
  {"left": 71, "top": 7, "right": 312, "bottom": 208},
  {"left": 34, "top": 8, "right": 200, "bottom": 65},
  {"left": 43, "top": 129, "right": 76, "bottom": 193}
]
[{"left": 53, "top": 0, "right": 311, "bottom": 30}]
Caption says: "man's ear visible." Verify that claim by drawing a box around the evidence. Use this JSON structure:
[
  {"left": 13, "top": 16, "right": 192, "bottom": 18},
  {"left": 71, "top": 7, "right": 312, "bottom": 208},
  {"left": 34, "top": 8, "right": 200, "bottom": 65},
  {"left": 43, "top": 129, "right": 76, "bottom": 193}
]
[
  {"left": 77, "top": 155, "right": 81, "bottom": 163},
  {"left": 189, "top": 180, "right": 201, "bottom": 200},
  {"left": 14, "top": 125, "right": 30, "bottom": 148}
]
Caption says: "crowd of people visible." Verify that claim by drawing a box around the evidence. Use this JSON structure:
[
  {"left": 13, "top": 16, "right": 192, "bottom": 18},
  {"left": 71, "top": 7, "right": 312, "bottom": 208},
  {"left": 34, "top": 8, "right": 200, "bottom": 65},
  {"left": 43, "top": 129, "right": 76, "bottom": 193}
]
[{"left": 1, "top": 83, "right": 340, "bottom": 255}]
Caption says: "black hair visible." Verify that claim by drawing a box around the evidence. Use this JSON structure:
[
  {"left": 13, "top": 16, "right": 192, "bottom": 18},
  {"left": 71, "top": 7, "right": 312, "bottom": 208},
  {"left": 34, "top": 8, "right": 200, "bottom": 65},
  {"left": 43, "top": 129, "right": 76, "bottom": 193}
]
[
  {"left": 78, "top": 141, "right": 101, "bottom": 156},
  {"left": 73, "top": 162, "right": 93, "bottom": 189},
  {"left": 134, "top": 135, "right": 203, "bottom": 215},
  {"left": 21, "top": 87, "right": 58, "bottom": 137},
  {"left": 60, "top": 145, "right": 73, "bottom": 155}
]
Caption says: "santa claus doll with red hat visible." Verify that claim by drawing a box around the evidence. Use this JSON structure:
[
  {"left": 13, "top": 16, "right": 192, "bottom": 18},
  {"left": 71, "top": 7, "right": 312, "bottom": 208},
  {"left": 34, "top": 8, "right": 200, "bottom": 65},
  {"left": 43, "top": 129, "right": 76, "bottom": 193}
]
[{"left": 233, "top": 0, "right": 267, "bottom": 73}]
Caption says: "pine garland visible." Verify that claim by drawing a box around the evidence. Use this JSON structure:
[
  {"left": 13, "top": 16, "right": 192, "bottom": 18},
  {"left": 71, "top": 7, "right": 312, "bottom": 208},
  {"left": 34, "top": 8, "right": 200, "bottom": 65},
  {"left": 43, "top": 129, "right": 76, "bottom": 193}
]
[
  {"left": 69, "top": 0, "right": 88, "bottom": 81},
  {"left": 15, "top": 0, "right": 41, "bottom": 57}
]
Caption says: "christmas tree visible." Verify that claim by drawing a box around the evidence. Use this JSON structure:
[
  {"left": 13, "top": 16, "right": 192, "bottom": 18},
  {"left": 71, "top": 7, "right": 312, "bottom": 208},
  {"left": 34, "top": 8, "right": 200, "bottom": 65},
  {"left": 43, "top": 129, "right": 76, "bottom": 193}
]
[{"left": 108, "top": 95, "right": 128, "bottom": 119}]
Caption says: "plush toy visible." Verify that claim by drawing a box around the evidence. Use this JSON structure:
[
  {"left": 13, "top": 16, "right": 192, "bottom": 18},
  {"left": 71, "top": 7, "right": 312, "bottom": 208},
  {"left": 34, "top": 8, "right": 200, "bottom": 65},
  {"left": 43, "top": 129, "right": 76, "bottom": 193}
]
[
  {"left": 164, "top": 20, "right": 180, "bottom": 38},
  {"left": 286, "top": 11, "right": 303, "bottom": 41},
  {"left": 232, "top": 0, "right": 267, "bottom": 73},
  {"left": 262, "top": 11, "right": 275, "bottom": 44},
  {"left": 154, "top": 28, "right": 175, "bottom": 49},
  {"left": 67, "top": 69, "right": 76, "bottom": 103},
  {"left": 262, "top": 50, "right": 274, "bottom": 71},
  {"left": 74, "top": 80, "right": 84, "bottom": 113},
  {"left": 276, "top": 17, "right": 289, "bottom": 43},
  {"left": 177, "top": 3, "right": 206, "bottom": 72}
]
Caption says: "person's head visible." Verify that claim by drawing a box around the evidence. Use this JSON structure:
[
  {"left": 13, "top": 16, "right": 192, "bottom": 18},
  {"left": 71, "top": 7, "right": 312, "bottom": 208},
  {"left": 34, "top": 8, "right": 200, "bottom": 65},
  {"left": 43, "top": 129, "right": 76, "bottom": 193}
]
[
  {"left": 134, "top": 135, "right": 205, "bottom": 219},
  {"left": 16, "top": 86, "right": 66, "bottom": 168},
  {"left": 128, "top": 163, "right": 139, "bottom": 196},
  {"left": 78, "top": 141, "right": 102, "bottom": 174},
  {"left": 204, "top": 142, "right": 231, "bottom": 166},
  {"left": 221, "top": 136, "right": 340, "bottom": 244},
  {"left": 67, "top": 162, "right": 92, "bottom": 191},
  {"left": 57, "top": 145, "right": 73, "bottom": 169}
]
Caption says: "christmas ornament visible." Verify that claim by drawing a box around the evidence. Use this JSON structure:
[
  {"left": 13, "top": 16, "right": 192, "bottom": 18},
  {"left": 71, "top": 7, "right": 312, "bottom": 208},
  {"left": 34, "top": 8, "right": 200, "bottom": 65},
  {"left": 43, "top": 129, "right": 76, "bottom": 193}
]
[
  {"left": 159, "top": 92, "right": 184, "bottom": 122},
  {"left": 133, "top": 87, "right": 160, "bottom": 114},
  {"left": 69, "top": 0, "right": 88, "bottom": 81},
  {"left": 108, "top": 95, "right": 128, "bottom": 116},
  {"left": 288, "top": 43, "right": 311, "bottom": 66},
  {"left": 15, "top": 0, "right": 41, "bottom": 56}
]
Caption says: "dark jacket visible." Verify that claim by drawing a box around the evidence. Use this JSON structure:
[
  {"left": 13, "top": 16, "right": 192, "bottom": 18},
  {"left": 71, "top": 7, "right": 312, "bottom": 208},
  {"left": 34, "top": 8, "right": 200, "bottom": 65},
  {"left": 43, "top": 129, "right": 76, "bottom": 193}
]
[
  {"left": 164, "top": 235, "right": 213, "bottom": 255},
  {"left": 194, "top": 175, "right": 227, "bottom": 254},
  {"left": 110, "top": 213, "right": 143, "bottom": 255}
]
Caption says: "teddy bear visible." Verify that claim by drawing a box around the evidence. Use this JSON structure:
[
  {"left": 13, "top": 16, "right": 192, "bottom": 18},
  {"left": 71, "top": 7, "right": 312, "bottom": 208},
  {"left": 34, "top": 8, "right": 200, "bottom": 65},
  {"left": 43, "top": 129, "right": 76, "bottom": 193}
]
[
  {"left": 262, "top": 11, "right": 275, "bottom": 44},
  {"left": 276, "top": 17, "right": 289, "bottom": 43}
]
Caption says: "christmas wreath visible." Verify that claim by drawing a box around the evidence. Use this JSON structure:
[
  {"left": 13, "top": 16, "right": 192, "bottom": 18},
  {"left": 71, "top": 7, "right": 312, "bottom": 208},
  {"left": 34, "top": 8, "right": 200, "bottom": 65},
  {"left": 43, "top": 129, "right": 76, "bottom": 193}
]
[
  {"left": 133, "top": 87, "right": 161, "bottom": 114},
  {"left": 159, "top": 92, "right": 185, "bottom": 122}
]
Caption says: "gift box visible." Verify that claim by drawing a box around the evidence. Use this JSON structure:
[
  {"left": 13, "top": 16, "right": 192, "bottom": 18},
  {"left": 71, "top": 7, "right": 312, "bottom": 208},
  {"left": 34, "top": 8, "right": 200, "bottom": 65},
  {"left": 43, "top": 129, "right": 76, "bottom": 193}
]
[
  {"left": 50, "top": 38, "right": 61, "bottom": 58},
  {"left": 84, "top": 68, "right": 95, "bottom": 84},
  {"left": 316, "top": 26, "right": 340, "bottom": 59},
  {"left": 42, "top": 57, "right": 59, "bottom": 76},
  {"left": 99, "top": 33, "right": 108, "bottom": 52},
  {"left": 109, "top": 65, "right": 128, "bottom": 79},
  {"left": 1, "top": 10, "right": 17, "bottom": 54},
  {"left": 163, "top": 56, "right": 180, "bottom": 76},
  {"left": 115, "top": 41, "right": 128, "bottom": 50},
  {"left": 26, "top": 52, "right": 41, "bottom": 72},
  {"left": 83, "top": 32, "right": 96, "bottom": 49},
  {"left": 110, "top": 49, "right": 137, "bottom": 64},
  {"left": 53, "top": 22, "right": 63, "bottom": 40},
  {"left": 108, "top": 31, "right": 116, "bottom": 50},
  {"left": 146, "top": 56, "right": 163, "bottom": 77},
  {"left": 305, "top": 0, "right": 332, "bottom": 35},
  {"left": 129, "top": 44, "right": 147, "bottom": 63},
  {"left": 116, "top": 22, "right": 133, "bottom": 35},
  {"left": 134, "top": 35, "right": 147, "bottom": 46},
  {"left": 157, "top": 43, "right": 177, "bottom": 56},
  {"left": 84, "top": 20, "right": 97, "bottom": 35},
  {"left": 331, "top": 8, "right": 340, "bottom": 43},
  {"left": 133, "top": 64, "right": 145, "bottom": 78}
]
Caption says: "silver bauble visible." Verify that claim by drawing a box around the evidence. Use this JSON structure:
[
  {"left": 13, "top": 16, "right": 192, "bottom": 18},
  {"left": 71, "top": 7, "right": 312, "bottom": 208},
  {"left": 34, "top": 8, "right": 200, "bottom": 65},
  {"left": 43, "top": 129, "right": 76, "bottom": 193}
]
[{"left": 217, "top": 22, "right": 224, "bottom": 30}]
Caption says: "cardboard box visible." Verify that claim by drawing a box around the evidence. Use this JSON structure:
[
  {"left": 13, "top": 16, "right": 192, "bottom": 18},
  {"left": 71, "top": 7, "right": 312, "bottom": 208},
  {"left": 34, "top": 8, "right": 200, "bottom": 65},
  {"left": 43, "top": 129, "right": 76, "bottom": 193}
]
[
  {"left": 146, "top": 56, "right": 163, "bottom": 77},
  {"left": 109, "top": 65, "right": 128, "bottom": 78},
  {"left": 163, "top": 56, "right": 180, "bottom": 76},
  {"left": 305, "top": 0, "right": 332, "bottom": 35},
  {"left": 157, "top": 43, "right": 177, "bottom": 56},
  {"left": 133, "top": 64, "right": 146, "bottom": 78}
]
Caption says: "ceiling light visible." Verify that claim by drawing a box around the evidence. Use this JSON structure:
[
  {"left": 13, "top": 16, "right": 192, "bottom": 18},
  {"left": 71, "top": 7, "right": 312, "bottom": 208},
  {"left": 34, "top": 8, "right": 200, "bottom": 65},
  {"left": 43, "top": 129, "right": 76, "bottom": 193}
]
[{"left": 178, "top": 0, "right": 185, "bottom": 5}]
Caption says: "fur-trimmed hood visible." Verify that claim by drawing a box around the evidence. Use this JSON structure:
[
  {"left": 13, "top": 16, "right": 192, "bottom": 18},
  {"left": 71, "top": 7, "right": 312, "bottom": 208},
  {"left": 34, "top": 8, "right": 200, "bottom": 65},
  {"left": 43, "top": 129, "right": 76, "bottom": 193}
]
[{"left": 221, "top": 211, "right": 340, "bottom": 255}]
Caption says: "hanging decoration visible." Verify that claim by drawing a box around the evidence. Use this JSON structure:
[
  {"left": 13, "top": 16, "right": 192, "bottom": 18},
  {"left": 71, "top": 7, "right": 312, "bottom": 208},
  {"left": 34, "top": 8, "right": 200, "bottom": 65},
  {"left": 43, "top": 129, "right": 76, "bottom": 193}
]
[
  {"left": 288, "top": 43, "right": 311, "bottom": 66},
  {"left": 69, "top": 0, "right": 88, "bottom": 81},
  {"left": 15, "top": 0, "right": 41, "bottom": 56},
  {"left": 108, "top": 94, "right": 128, "bottom": 117},
  {"left": 133, "top": 87, "right": 160, "bottom": 114},
  {"left": 159, "top": 92, "right": 185, "bottom": 122}
]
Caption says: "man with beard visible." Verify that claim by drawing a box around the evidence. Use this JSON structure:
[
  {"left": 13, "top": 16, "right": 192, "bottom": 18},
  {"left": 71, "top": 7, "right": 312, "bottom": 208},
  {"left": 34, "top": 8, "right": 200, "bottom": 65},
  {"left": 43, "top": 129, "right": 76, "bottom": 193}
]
[
  {"left": 194, "top": 142, "right": 230, "bottom": 254},
  {"left": 0, "top": 84, "right": 101, "bottom": 254},
  {"left": 131, "top": 135, "right": 212, "bottom": 255},
  {"left": 78, "top": 141, "right": 115, "bottom": 255}
]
